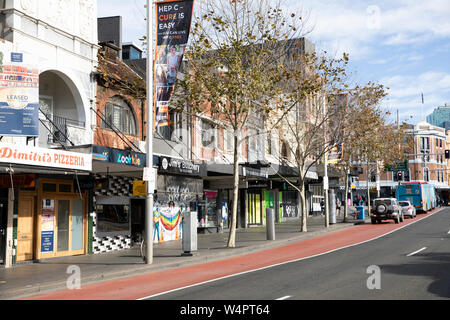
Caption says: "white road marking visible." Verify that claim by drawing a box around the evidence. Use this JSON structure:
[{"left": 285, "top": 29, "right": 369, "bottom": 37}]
[
  {"left": 407, "top": 247, "right": 427, "bottom": 257},
  {"left": 276, "top": 296, "right": 291, "bottom": 301},
  {"left": 138, "top": 208, "right": 443, "bottom": 300}
]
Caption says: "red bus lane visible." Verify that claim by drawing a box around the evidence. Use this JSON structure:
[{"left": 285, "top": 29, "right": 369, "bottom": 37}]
[{"left": 23, "top": 208, "right": 441, "bottom": 300}]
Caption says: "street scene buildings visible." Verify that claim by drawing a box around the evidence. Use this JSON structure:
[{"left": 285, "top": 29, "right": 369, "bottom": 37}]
[{"left": 0, "top": 1, "right": 449, "bottom": 304}]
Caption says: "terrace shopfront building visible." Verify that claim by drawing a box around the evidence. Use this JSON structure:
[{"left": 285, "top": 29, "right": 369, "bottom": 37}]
[{"left": 0, "top": 143, "right": 92, "bottom": 266}]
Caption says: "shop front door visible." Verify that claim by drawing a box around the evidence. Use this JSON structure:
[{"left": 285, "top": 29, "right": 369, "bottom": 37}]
[
  {"left": 247, "top": 191, "right": 262, "bottom": 225},
  {"left": 17, "top": 195, "right": 35, "bottom": 262},
  {"left": 0, "top": 199, "right": 7, "bottom": 264},
  {"left": 39, "top": 198, "right": 85, "bottom": 259}
]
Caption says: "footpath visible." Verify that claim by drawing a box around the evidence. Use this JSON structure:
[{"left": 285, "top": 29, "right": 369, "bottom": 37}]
[{"left": 0, "top": 211, "right": 366, "bottom": 300}]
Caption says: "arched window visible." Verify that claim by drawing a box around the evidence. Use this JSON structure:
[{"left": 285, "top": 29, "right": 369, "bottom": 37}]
[{"left": 101, "top": 96, "right": 137, "bottom": 136}]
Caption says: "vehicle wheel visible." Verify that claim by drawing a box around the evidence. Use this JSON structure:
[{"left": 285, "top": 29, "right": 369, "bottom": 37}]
[{"left": 371, "top": 219, "right": 377, "bottom": 224}]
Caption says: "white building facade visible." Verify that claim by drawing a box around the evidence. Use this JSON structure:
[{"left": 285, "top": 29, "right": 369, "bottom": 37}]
[{"left": 0, "top": 0, "right": 98, "bottom": 267}]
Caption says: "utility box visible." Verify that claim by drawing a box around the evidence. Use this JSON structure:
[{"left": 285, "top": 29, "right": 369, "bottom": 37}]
[{"left": 182, "top": 211, "right": 198, "bottom": 256}]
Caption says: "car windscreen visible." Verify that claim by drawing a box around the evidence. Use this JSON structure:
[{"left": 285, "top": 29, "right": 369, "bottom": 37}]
[{"left": 399, "top": 202, "right": 409, "bottom": 206}]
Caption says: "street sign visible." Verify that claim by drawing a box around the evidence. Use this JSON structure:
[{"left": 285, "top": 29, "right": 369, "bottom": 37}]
[
  {"left": 143, "top": 167, "right": 157, "bottom": 191},
  {"left": 133, "top": 181, "right": 147, "bottom": 197},
  {"left": 384, "top": 160, "right": 408, "bottom": 172}
]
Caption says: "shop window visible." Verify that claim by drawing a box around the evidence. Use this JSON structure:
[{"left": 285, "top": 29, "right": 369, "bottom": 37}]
[
  {"left": 96, "top": 204, "right": 131, "bottom": 237},
  {"left": 101, "top": 96, "right": 137, "bottom": 136},
  {"left": 43, "top": 183, "right": 57, "bottom": 192},
  {"left": 201, "top": 120, "right": 216, "bottom": 148},
  {"left": 59, "top": 184, "right": 72, "bottom": 193}
]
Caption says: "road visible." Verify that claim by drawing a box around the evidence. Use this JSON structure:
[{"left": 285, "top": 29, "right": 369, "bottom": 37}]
[
  {"left": 148, "top": 208, "right": 450, "bottom": 300},
  {"left": 23, "top": 207, "right": 449, "bottom": 301}
]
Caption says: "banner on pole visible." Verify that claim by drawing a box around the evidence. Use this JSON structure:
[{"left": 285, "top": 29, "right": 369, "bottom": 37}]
[{"left": 154, "top": 0, "right": 194, "bottom": 130}]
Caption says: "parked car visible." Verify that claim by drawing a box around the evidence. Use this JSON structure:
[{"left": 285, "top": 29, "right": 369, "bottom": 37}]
[
  {"left": 398, "top": 201, "right": 416, "bottom": 219},
  {"left": 371, "top": 198, "right": 404, "bottom": 224}
]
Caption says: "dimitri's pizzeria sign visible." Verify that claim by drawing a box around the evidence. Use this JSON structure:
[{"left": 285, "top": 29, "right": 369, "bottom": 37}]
[{"left": 0, "top": 143, "right": 92, "bottom": 171}]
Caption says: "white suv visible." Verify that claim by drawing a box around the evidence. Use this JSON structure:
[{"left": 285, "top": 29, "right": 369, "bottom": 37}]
[{"left": 371, "top": 198, "right": 404, "bottom": 224}]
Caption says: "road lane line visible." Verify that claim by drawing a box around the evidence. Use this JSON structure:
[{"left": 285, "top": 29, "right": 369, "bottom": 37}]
[
  {"left": 138, "top": 208, "right": 444, "bottom": 300},
  {"left": 407, "top": 247, "right": 427, "bottom": 257},
  {"left": 276, "top": 296, "right": 291, "bottom": 300}
]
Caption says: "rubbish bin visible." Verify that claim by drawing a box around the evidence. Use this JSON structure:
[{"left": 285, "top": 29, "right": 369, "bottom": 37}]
[{"left": 356, "top": 206, "right": 365, "bottom": 220}]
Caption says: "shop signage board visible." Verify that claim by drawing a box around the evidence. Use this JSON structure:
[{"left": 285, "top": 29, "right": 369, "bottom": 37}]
[
  {"left": 159, "top": 156, "right": 205, "bottom": 176},
  {"left": 242, "top": 166, "right": 269, "bottom": 179},
  {"left": 133, "top": 180, "right": 147, "bottom": 197},
  {"left": 0, "top": 143, "right": 92, "bottom": 171},
  {"left": 0, "top": 41, "right": 39, "bottom": 137},
  {"left": 92, "top": 145, "right": 146, "bottom": 168}
]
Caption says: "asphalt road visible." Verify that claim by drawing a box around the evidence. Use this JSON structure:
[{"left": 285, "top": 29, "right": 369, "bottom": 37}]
[{"left": 148, "top": 208, "right": 450, "bottom": 300}]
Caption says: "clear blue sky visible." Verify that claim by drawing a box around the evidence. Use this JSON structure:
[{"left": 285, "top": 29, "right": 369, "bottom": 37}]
[{"left": 98, "top": 0, "right": 450, "bottom": 125}]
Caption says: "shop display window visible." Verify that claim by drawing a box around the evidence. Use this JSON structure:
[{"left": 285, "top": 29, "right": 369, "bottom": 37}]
[
  {"left": 96, "top": 204, "right": 131, "bottom": 236},
  {"left": 198, "top": 191, "right": 218, "bottom": 228}
]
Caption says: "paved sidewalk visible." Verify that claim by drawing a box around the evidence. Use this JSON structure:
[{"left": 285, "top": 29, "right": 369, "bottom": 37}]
[{"left": 0, "top": 212, "right": 366, "bottom": 300}]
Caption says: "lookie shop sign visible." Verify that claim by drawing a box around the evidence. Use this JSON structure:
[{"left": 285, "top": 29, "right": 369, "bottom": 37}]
[{"left": 0, "top": 143, "right": 92, "bottom": 171}]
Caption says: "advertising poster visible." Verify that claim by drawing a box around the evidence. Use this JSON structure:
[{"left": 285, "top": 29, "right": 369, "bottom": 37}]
[
  {"left": 154, "top": 0, "right": 194, "bottom": 130},
  {"left": 0, "top": 41, "right": 39, "bottom": 136},
  {"left": 41, "top": 199, "right": 55, "bottom": 253}
]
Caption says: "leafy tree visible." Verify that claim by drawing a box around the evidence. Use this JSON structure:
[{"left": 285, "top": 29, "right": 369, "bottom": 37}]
[
  {"left": 266, "top": 51, "right": 350, "bottom": 232},
  {"left": 174, "top": 0, "right": 310, "bottom": 247}
]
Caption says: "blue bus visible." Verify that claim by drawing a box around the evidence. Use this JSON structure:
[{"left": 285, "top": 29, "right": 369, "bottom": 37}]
[{"left": 396, "top": 182, "right": 437, "bottom": 213}]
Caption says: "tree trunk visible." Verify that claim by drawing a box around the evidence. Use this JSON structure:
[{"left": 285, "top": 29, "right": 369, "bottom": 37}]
[
  {"left": 343, "top": 170, "right": 349, "bottom": 222},
  {"left": 298, "top": 177, "right": 307, "bottom": 232},
  {"left": 227, "top": 132, "right": 240, "bottom": 248}
]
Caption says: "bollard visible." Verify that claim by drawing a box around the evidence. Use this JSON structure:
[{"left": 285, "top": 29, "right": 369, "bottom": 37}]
[
  {"left": 266, "top": 208, "right": 276, "bottom": 240},
  {"left": 329, "top": 190, "right": 337, "bottom": 224},
  {"left": 182, "top": 211, "right": 198, "bottom": 256}
]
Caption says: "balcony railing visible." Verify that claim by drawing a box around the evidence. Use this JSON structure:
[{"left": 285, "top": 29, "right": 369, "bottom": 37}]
[{"left": 39, "top": 110, "right": 85, "bottom": 147}]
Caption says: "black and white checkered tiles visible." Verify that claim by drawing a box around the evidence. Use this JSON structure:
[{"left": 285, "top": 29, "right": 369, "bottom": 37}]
[{"left": 91, "top": 175, "right": 136, "bottom": 254}]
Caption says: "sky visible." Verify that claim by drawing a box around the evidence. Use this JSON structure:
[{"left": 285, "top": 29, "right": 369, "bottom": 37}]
[{"left": 97, "top": 0, "right": 450, "bottom": 125}]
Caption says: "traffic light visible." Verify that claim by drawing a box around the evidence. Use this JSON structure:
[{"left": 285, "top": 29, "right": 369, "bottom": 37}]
[
  {"left": 445, "top": 150, "right": 450, "bottom": 159},
  {"left": 397, "top": 171, "right": 403, "bottom": 181}
]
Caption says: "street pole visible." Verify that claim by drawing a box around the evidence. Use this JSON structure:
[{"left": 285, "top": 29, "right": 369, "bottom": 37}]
[
  {"left": 323, "top": 90, "right": 329, "bottom": 228},
  {"left": 145, "top": 0, "right": 154, "bottom": 264}
]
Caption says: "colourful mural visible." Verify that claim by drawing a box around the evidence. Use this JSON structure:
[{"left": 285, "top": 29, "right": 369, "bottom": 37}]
[{"left": 153, "top": 175, "right": 202, "bottom": 244}]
